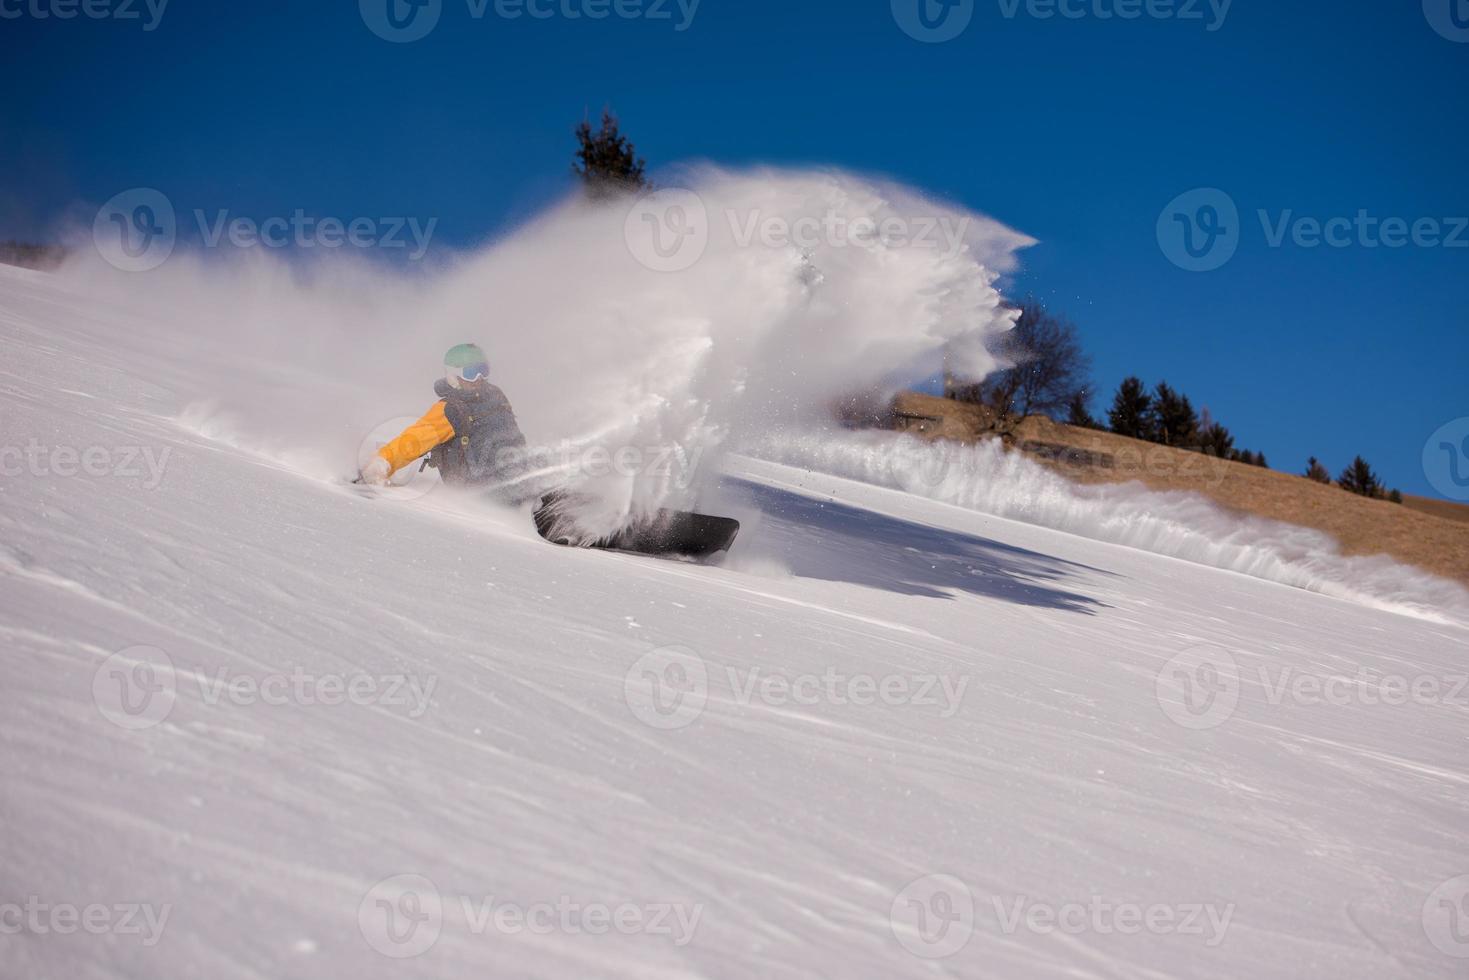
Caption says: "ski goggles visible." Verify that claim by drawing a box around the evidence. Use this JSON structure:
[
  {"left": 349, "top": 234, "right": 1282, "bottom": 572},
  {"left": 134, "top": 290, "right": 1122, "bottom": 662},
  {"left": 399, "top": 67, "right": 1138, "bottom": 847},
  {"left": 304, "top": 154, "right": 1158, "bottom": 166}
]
[{"left": 451, "top": 361, "right": 490, "bottom": 383}]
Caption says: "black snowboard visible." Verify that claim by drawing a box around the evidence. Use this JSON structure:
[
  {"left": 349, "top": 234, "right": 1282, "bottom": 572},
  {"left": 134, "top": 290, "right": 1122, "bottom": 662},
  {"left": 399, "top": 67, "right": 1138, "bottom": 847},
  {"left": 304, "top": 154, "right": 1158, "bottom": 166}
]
[{"left": 533, "top": 494, "right": 739, "bottom": 560}]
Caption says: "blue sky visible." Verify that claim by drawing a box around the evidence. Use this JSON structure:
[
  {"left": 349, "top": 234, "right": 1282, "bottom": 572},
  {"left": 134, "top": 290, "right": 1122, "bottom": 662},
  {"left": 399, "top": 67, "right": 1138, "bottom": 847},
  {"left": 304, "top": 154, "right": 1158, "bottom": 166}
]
[{"left": 3, "top": 0, "right": 1466, "bottom": 497}]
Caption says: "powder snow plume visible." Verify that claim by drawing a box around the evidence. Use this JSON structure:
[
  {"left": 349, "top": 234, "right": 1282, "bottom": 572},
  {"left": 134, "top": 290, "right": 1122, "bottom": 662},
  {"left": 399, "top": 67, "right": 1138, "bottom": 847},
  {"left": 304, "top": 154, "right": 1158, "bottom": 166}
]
[
  {"left": 744, "top": 429, "right": 1469, "bottom": 625},
  {"left": 59, "top": 165, "right": 1031, "bottom": 533}
]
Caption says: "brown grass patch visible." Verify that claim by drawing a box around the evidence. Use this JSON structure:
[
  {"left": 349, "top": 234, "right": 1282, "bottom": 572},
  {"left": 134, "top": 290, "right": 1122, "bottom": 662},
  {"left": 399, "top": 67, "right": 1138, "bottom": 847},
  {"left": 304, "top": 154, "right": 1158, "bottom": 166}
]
[{"left": 893, "top": 391, "right": 1469, "bottom": 586}]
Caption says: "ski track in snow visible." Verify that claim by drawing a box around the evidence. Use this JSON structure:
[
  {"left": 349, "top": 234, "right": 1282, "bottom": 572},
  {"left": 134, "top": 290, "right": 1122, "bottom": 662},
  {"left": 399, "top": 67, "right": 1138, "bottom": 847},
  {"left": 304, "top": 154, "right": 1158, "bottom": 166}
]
[{"left": 3, "top": 264, "right": 1469, "bottom": 979}]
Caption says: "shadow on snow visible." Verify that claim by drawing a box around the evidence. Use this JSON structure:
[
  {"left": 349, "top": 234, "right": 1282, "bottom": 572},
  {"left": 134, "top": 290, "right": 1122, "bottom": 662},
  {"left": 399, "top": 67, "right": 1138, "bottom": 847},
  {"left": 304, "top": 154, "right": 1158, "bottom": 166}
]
[{"left": 734, "top": 480, "right": 1112, "bottom": 615}]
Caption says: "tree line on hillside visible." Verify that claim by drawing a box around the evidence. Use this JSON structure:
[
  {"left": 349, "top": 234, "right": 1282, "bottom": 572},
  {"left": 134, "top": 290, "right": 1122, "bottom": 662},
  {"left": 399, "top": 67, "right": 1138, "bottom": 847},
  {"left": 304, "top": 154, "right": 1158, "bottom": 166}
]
[
  {"left": 945, "top": 297, "right": 1272, "bottom": 464},
  {"left": 944, "top": 296, "right": 1407, "bottom": 503},
  {"left": 1090, "top": 375, "right": 1271, "bottom": 466},
  {"left": 1306, "top": 455, "right": 1403, "bottom": 504},
  {"left": 0, "top": 241, "right": 67, "bottom": 271}
]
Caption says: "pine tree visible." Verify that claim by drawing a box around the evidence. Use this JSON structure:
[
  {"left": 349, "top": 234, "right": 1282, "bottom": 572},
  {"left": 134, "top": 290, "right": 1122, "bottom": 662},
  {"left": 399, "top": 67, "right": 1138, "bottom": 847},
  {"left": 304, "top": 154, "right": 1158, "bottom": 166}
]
[
  {"left": 1198, "top": 422, "right": 1235, "bottom": 459},
  {"left": 1305, "top": 457, "right": 1331, "bottom": 483},
  {"left": 1388, "top": 489, "right": 1404, "bottom": 504},
  {"left": 1152, "top": 381, "right": 1199, "bottom": 447},
  {"left": 1065, "top": 391, "right": 1099, "bottom": 429},
  {"left": 1107, "top": 377, "right": 1152, "bottom": 439},
  {"left": 573, "top": 109, "right": 649, "bottom": 199},
  {"left": 1254, "top": 452, "right": 1269, "bottom": 469},
  {"left": 1337, "top": 456, "right": 1384, "bottom": 498}
]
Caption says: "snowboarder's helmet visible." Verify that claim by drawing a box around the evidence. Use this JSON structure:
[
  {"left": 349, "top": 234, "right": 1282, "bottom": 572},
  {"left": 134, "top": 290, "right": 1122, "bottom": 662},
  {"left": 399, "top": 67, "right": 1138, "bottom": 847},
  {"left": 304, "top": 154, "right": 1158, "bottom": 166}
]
[{"left": 444, "top": 343, "right": 490, "bottom": 387}]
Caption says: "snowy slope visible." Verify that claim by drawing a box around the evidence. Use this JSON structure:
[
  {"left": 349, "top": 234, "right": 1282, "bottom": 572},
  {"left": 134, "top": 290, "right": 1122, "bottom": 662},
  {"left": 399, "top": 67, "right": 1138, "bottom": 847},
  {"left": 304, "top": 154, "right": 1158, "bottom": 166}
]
[{"left": 3, "top": 263, "right": 1468, "bottom": 980}]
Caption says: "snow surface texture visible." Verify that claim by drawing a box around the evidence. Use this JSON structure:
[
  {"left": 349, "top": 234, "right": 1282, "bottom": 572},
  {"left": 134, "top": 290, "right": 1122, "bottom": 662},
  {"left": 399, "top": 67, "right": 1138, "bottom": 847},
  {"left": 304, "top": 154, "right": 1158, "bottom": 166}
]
[{"left": 5, "top": 198, "right": 1469, "bottom": 978}]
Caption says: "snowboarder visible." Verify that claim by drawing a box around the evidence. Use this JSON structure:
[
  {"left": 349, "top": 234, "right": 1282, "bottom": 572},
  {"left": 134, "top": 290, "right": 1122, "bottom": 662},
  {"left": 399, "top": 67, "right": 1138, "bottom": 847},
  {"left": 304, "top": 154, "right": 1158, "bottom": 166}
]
[
  {"left": 358, "top": 343, "right": 529, "bottom": 496},
  {"left": 357, "top": 343, "right": 739, "bottom": 558}
]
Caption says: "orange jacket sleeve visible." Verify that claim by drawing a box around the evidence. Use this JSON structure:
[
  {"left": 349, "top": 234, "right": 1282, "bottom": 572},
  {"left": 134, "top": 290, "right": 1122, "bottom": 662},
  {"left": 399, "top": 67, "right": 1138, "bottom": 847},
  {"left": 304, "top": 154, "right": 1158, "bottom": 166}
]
[{"left": 377, "top": 402, "right": 455, "bottom": 475}]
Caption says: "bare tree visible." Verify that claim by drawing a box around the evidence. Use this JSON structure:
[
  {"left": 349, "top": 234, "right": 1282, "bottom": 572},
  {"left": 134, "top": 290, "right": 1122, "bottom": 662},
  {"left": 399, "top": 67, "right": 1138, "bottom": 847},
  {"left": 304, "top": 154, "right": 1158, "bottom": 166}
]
[{"left": 952, "top": 297, "right": 1091, "bottom": 431}]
